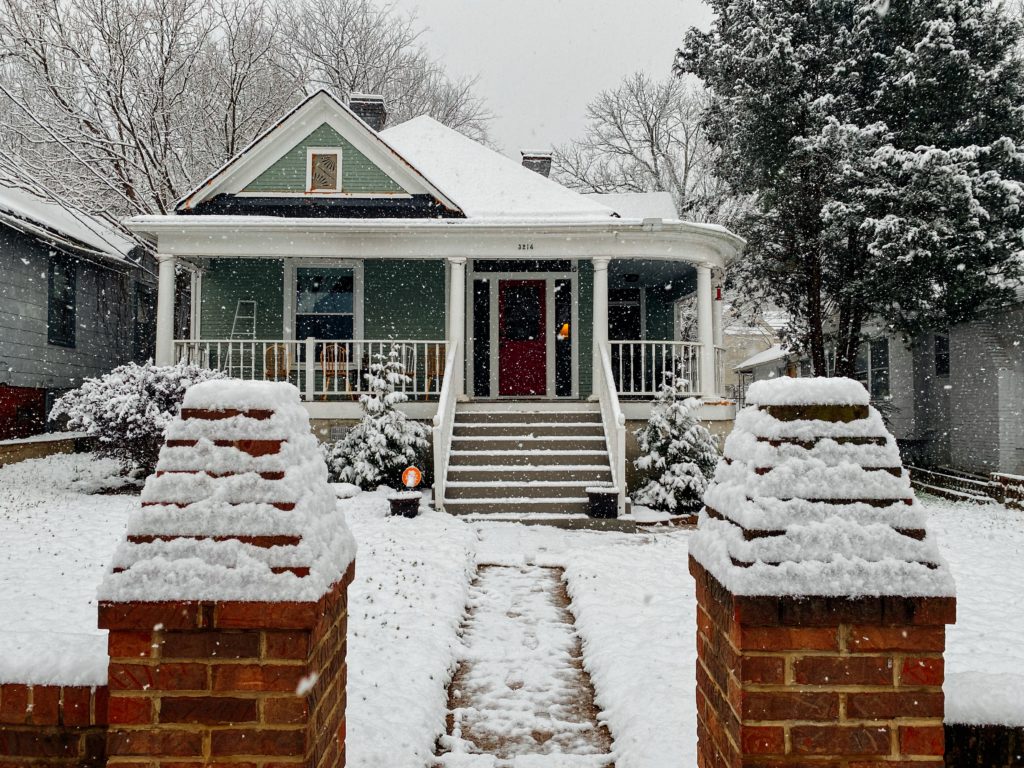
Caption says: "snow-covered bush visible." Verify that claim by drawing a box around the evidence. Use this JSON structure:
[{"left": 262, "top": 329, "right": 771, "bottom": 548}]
[
  {"left": 633, "top": 371, "right": 719, "bottom": 513},
  {"left": 324, "top": 346, "right": 430, "bottom": 490},
  {"left": 51, "top": 361, "right": 225, "bottom": 476}
]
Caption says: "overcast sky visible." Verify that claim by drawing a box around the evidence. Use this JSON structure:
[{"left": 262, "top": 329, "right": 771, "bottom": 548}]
[{"left": 390, "top": 0, "right": 714, "bottom": 157}]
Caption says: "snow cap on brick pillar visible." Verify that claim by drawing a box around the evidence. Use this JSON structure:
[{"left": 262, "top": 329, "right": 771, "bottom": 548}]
[
  {"left": 97, "top": 381, "right": 355, "bottom": 767},
  {"left": 521, "top": 150, "right": 553, "bottom": 177},
  {"left": 689, "top": 376, "right": 955, "bottom": 768}
]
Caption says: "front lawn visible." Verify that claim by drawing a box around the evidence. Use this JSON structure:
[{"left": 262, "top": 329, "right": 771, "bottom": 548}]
[{"left": 0, "top": 453, "right": 1021, "bottom": 767}]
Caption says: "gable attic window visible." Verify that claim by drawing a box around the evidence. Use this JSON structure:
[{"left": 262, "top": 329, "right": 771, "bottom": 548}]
[{"left": 307, "top": 148, "right": 342, "bottom": 193}]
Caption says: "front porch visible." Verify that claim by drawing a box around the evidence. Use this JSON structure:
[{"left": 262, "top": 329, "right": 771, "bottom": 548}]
[{"left": 160, "top": 254, "right": 729, "bottom": 419}]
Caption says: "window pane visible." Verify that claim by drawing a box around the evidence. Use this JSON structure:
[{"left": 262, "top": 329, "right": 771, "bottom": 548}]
[
  {"left": 48, "top": 257, "right": 76, "bottom": 347},
  {"left": 555, "top": 279, "right": 572, "bottom": 397},
  {"left": 869, "top": 339, "right": 890, "bottom": 399},
  {"left": 503, "top": 285, "right": 541, "bottom": 341},
  {"left": 296, "top": 314, "right": 353, "bottom": 340},
  {"left": 935, "top": 334, "right": 950, "bottom": 377},
  {"left": 297, "top": 269, "right": 353, "bottom": 313}
]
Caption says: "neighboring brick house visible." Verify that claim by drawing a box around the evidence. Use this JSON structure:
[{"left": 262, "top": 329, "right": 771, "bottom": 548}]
[{"left": 0, "top": 180, "right": 156, "bottom": 440}]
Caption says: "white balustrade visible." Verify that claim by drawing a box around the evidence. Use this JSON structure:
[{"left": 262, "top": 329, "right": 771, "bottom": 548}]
[
  {"left": 173, "top": 339, "right": 448, "bottom": 401},
  {"left": 608, "top": 341, "right": 703, "bottom": 397},
  {"left": 595, "top": 342, "right": 627, "bottom": 516},
  {"left": 431, "top": 339, "right": 462, "bottom": 513}
]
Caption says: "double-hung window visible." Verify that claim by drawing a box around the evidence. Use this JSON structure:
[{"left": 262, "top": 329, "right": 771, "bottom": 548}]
[
  {"left": 295, "top": 267, "right": 354, "bottom": 340},
  {"left": 854, "top": 338, "right": 890, "bottom": 399},
  {"left": 48, "top": 255, "right": 76, "bottom": 347}
]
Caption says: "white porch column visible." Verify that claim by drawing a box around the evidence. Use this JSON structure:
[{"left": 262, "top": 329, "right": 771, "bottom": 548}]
[
  {"left": 447, "top": 257, "right": 467, "bottom": 396},
  {"left": 591, "top": 257, "right": 610, "bottom": 384},
  {"left": 712, "top": 273, "right": 724, "bottom": 348},
  {"left": 155, "top": 253, "right": 177, "bottom": 366},
  {"left": 697, "top": 264, "right": 716, "bottom": 398}
]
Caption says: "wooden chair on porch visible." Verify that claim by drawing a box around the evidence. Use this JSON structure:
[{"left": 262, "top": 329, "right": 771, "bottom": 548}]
[
  {"left": 263, "top": 343, "right": 292, "bottom": 382},
  {"left": 320, "top": 343, "right": 352, "bottom": 401}
]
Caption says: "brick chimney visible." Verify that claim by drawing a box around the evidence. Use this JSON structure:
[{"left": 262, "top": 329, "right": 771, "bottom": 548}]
[
  {"left": 521, "top": 151, "right": 552, "bottom": 177},
  {"left": 349, "top": 93, "right": 387, "bottom": 131}
]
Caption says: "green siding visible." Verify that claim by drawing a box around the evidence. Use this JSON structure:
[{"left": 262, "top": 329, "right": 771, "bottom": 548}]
[
  {"left": 578, "top": 260, "right": 593, "bottom": 397},
  {"left": 201, "top": 259, "right": 284, "bottom": 339},
  {"left": 244, "top": 123, "right": 405, "bottom": 194},
  {"left": 363, "top": 260, "right": 446, "bottom": 339}
]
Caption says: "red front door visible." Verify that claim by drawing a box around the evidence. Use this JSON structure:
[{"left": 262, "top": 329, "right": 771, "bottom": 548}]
[{"left": 499, "top": 280, "right": 547, "bottom": 396}]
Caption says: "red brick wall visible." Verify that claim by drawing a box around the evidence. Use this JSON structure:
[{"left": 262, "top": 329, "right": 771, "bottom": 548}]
[
  {"left": 98, "top": 562, "right": 353, "bottom": 767},
  {"left": 0, "top": 682, "right": 108, "bottom": 766},
  {"left": 692, "top": 557, "right": 955, "bottom": 767}
]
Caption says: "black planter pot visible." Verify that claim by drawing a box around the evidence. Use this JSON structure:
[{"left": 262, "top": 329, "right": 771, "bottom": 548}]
[
  {"left": 388, "top": 492, "right": 422, "bottom": 518},
  {"left": 586, "top": 487, "right": 619, "bottom": 519}
]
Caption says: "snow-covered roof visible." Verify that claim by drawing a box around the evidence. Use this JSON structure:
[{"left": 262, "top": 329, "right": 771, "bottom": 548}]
[
  {"left": 734, "top": 344, "right": 791, "bottom": 372},
  {"left": 0, "top": 181, "right": 136, "bottom": 263},
  {"left": 583, "top": 191, "right": 677, "bottom": 220},
  {"left": 381, "top": 117, "right": 617, "bottom": 221}
]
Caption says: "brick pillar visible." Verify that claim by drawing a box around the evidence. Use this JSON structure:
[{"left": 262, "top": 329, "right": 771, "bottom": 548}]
[
  {"left": 97, "top": 381, "right": 356, "bottom": 767},
  {"left": 99, "top": 565, "right": 353, "bottom": 767},
  {"left": 691, "top": 379, "right": 956, "bottom": 767},
  {"left": 691, "top": 560, "right": 953, "bottom": 767},
  {"left": 0, "top": 683, "right": 107, "bottom": 766}
]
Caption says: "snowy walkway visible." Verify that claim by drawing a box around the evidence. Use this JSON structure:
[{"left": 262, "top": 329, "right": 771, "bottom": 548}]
[{"left": 436, "top": 565, "right": 613, "bottom": 767}]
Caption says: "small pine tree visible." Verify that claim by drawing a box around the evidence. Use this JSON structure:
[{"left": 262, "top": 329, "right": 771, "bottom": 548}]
[
  {"left": 324, "top": 345, "right": 430, "bottom": 490},
  {"left": 633, "top": 372, "right": 719, "bottom": 513}
]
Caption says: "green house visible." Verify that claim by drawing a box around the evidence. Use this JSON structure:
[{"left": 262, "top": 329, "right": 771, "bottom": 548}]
[{"left": 128, "top": 90, "right": 743, "bottom": 516}]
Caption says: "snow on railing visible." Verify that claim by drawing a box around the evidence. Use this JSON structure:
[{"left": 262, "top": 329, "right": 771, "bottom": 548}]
[
  {"left": 595, "top": 342, "right": 627, "bottom": 516},
  {"left": 432, "top": 338, "right": 462, "bottom": 513},
  {"left": 174, "top": 339, "right": 447, "bottom": 401},
  {"left": 609, "top": 341, "right": 702, "bottom": 397}
]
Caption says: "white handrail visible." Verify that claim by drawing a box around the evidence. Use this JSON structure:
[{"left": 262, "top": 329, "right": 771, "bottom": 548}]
[
  {"left": 431, "top": 338, "right": 462, "bottom": 513},
  {"left": 596, "top": 341, "right": 627, "bottom": 516}
]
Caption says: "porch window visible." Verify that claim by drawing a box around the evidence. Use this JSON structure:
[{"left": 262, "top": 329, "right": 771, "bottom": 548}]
[
  {"left": 295, "top": 267, "right": 354, "bottom": 339},
  {"left": 47, "top": 255, "right": 76, "bottom": 347}
]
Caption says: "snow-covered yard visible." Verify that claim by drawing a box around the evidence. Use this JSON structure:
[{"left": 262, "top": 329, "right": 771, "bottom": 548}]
[{"left": 0, "top": 453, "right": 1022, "bottom": 767}]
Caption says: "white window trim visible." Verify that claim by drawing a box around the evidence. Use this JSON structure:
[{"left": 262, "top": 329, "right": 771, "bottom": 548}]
[
  {"left": 306, "top": 147, "right": 344, "bottom": 194},
  {"left": 283, "top": 259, "right": 364, "bottom": 341}
]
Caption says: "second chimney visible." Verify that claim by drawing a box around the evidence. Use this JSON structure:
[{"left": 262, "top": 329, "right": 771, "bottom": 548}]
[
  {"left": 349, "top": 93, "right": 388, "bottom": 132},
  {"left": 521, "top": 150, "right": 553, "bottom": 178}
]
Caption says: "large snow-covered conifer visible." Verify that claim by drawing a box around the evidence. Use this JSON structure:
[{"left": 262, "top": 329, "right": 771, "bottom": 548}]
[
  {"left": 633, "top": 372, "right": 719, "bottom": 513},
  {"left": 325, "top": 346, "right": 430, "bottom": 490},
  {"left": 678, "top": 0, "right": 1024, "bottom": 376}
]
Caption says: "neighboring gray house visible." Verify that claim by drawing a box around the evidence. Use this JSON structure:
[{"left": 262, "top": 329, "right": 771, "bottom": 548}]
[
  {"left": 734, "top": 302, "right": 1024, "bottom": 477},
  {"left": 893, "top": 303, "right": 1024, "bottom": 476},
  {"left": 0, "top": 180, "right": 156, "bottom": 439}
]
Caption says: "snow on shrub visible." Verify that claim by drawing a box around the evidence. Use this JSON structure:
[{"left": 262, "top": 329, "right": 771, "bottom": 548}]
[
  {"left": 633, "top": 371, "right": 719, "bottom": 513},
  {"left": 51, "top": 361, "right": 226, "bottom": 476},
  {"left": 324, "top": 346, "right": 430, "bottom": 490}
]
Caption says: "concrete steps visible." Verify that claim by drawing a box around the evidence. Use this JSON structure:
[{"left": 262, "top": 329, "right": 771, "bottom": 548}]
[{"left": 442, "top": 404, "right": 613, "bottom": 517}]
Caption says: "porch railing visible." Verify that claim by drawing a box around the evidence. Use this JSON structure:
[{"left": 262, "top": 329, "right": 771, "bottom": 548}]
[
  {"left": 173, "top": 339, "right": 448, "bottom": 401},
  {"left": 431, "top": 338, "right": 462, "bottom": 513},
  {"left": 595, "top": 342, "right": 627, "bottom": 516},
  {"left": 609, "top": 341, "right": 702, "bottom": 398}
]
